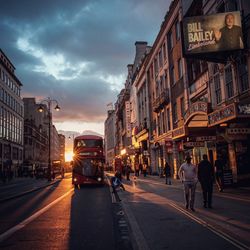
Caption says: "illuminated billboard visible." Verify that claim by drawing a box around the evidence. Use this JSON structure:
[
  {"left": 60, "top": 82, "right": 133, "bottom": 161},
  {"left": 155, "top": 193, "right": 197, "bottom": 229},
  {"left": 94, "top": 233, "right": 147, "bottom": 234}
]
[{"left": 182, "top": 11, "right": 244, "bottom": 55}]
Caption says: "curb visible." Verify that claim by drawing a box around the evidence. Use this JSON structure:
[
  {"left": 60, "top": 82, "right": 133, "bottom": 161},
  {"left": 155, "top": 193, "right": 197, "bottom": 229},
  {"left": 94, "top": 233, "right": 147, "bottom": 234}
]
[{"left": 0, "top": 179, "right": 61, "bottom": 203}]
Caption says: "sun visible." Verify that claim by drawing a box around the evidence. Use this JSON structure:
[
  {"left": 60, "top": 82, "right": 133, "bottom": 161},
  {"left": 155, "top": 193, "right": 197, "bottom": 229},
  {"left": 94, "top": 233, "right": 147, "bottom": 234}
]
[{"left": 65, "top": 151, "right": 74, "bottom": 162}]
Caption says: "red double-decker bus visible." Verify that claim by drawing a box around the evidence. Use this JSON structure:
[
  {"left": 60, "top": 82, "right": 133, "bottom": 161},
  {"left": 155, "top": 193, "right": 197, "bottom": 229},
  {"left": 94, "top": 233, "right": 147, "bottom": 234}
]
[{"left": 72, "top": 135, "right": 105, "bottom": 187}]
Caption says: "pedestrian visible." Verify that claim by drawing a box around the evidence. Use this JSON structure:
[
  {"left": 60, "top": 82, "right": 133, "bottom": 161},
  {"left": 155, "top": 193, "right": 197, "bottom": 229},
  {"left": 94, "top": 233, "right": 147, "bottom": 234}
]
[
  {"left": 142, "top": 162, "right": 147, "bottom": 177},
  {"left": 125, "top": 164, "right": 131, "bottom": 181},
  {"left": 214, "top": 155, "right": 224, "bottom": 192},
  {"left": 198, "top": 154, "right": 214, "bottom": 208},
  {"left": 135, "top": 163, "right": 140, "bottom": 177},
  {"left": 111, "top": 171, "right": 125, "bottom": 195},
  {"left": 178, "top": 155, "right": 198, "bottom": 211},
  {"left": 164, "top": 161, "right": 172, "bottom": 185}
]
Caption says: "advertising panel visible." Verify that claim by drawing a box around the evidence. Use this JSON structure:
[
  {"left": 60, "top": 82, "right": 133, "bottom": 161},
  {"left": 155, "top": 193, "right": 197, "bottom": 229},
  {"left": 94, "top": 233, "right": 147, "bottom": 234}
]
[{"left": 182, "top": 11, "right": 244, "bottom": 55}]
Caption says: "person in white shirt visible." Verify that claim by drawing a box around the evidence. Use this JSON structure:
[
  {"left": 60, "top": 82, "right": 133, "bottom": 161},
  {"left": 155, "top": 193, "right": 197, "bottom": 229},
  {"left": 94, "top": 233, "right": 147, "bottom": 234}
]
[{"left": 178, "top": 155, "right": 198, "bottom": 211}]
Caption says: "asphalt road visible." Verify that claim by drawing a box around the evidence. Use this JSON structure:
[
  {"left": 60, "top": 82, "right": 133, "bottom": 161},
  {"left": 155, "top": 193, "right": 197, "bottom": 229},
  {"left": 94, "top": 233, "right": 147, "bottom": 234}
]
[
  {"left": 0, "top": 174, "right": 249, "bottom": 250},
  {"left": 0, "top": 176, "right": 132, "bottom": 250}
]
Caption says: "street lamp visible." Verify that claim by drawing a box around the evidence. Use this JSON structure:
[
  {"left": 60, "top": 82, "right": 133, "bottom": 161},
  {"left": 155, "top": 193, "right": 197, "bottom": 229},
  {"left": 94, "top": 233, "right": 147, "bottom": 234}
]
[{"left": 38, "top": 97, "right": 60, "bottom": 181}]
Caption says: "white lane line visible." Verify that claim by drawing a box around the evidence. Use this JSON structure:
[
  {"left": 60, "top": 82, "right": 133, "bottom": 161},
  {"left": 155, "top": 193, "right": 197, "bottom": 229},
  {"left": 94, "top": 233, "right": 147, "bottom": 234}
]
[
  {"left": 0, "top": 188, "right": 74, "bottom": 243},
  {"left": 121, "top": 201, "right": 150, "bottom": 250},
  {"left": 105, "top": 175, "right": 116, "bottom": 203}
]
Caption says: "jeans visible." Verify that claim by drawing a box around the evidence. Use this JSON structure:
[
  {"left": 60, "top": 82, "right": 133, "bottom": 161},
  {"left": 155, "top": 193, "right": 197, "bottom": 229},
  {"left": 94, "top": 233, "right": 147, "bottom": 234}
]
[{"left": 183, "top": 181, "right": 197, "bottom": 209}]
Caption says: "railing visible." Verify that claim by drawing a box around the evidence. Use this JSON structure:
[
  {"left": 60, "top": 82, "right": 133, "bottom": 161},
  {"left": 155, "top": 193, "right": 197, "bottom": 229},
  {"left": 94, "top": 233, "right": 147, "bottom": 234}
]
[{"left": 153, "top": 88, "right": 170, "bottom": 112}]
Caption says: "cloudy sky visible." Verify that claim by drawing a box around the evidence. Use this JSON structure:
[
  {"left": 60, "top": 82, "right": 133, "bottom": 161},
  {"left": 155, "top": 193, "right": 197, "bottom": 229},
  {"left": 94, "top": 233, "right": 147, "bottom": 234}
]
[{"left": 0, "top": 0, "right": 171, "bottom": 136}]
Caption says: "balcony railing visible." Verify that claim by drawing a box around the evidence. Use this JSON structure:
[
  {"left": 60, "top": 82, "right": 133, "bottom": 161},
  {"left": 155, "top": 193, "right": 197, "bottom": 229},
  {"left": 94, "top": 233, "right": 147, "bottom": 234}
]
[{"left": 153, "top": 88, "right": 170, "bottom": 113}]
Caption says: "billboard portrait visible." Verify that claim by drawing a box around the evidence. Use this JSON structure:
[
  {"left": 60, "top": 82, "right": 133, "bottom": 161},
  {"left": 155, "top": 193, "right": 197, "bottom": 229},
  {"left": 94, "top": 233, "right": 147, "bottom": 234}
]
[{"left": 182, "top": 11, "right": 244, "bottom": 55}]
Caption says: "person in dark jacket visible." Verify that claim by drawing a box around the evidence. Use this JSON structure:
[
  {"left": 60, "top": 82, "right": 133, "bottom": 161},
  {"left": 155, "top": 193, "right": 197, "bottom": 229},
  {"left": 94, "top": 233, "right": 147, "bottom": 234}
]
[
  {"left": 214, "top": 155, "right": 224, "bottom": 192},
  {"left": 164, "top": 161, "right": 172, "bottom": 185},
  {"left": 198, "top": 154, "right": 214, "bottom": 208}
]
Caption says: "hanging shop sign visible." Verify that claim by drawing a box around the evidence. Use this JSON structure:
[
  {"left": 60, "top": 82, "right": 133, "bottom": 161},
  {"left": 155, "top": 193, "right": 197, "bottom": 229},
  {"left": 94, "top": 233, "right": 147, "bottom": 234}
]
[
  {"left": 182, "top": 11, "right": 244, "bottom": 55},
  {"left": 208, "top": 103, "right": 236, "bottom": 126},
  {"left": 227, "top": 128, "right": 250, "bottom": 135},
  {"left": 238, "top": 104, "right": 250, "bottom": 115},
  {"left": 125, "top": 101, "right": 131, "bottom": 137},
  {"left": 184, "top": 141, "right": 205, "bottom": 147},
  {"left": 195, "top": 136, "right": 216, "bottom": 141},
  {"left": 172, "top": 126, "right": 187, "bottom": 139}
]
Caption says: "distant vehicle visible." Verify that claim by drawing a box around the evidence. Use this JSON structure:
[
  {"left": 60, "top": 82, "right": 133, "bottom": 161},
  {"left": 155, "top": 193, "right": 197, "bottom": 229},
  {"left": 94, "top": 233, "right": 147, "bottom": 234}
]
[
  {"left": 52, "top": 160, "right": 65, "bottom": 178},
  {"left": 72, "top": 135, "right": 105, "bottom": 186}
]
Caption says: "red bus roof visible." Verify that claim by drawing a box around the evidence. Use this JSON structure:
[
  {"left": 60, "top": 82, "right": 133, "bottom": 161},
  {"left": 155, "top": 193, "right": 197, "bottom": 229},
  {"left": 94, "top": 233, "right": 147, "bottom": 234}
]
[{"left": 74, "top": 135, "right": 103, "bottom": 140}]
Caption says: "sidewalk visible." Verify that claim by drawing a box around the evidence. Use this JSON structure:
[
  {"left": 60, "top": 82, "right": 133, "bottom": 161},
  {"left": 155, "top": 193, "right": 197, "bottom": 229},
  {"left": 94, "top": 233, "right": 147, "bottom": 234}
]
[{"left": 121, "top": 173, "right": 250, "bottom": 200}]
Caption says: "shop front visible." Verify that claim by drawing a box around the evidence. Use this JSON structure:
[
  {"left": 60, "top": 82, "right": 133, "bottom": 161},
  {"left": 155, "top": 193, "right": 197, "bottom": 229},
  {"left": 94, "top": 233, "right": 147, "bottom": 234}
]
[{"left": 208, "top": 102, "right": 250, "bottom": 184}]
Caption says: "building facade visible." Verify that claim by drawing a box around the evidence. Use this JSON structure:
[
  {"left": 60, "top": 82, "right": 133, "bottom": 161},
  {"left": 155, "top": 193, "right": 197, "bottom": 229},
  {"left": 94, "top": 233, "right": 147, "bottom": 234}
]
[
  {"left": 0, "top": 49, "right": 24, "bottom": 177},
  {"left": 106, "top": 0, "right": 250, "bottom": 184}
]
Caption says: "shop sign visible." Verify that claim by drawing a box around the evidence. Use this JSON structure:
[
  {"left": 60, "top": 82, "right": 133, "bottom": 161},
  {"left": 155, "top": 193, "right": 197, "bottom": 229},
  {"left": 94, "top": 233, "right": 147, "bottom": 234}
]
[
  {"left": 177, "top": 141, "right": 184, "bottom": 151},
  {"left": 172, "top": 126, "right": 187, "bottom": 139},
  {"left": 165, "top": 140, "right": 173, "bottom": 148},
  {"left": 184, "top": 141, "right": 205, "bottom": 147},
  {"left": 227, "top": 128, "right": 250, "bottom": 135},
  {"left": 125, "top": 101, "right": 131, "bottom": 137},
  {"left": 196, "top": 136, "right": 216, "bottom": 141},
  {"left": 208, "top": 103, "right": 236, "bottom": 126},
  {"left": 182, "top": 11, "right": 243, "bottom": 55},
  {"left": 238, "top": 104, "right": 250, "bottom": 115}
]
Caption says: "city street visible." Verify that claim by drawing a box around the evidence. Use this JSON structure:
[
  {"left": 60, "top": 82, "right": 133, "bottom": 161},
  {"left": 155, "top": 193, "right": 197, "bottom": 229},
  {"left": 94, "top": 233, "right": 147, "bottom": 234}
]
[{"left": 0, "top": 173, "right": 249, "bottom": 250}]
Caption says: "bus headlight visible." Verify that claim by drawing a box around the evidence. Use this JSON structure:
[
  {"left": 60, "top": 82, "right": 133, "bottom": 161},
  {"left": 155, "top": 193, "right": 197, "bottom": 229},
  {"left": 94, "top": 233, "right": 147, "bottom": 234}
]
[
  {"left": 97, "top": 177, "right": 102, "bottom": 182},
  {"left": 73, "top": 178, "right": 77, "bottom": 182}
]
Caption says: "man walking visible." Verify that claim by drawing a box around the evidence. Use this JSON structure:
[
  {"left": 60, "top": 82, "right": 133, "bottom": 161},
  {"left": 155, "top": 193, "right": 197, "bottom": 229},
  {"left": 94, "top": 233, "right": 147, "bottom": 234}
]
[
  {"left": 178, "top": 155, "right": 197, "bottom": 211},
  {"left": 198, "top": 154, "right": 214, "bottom": 208}
]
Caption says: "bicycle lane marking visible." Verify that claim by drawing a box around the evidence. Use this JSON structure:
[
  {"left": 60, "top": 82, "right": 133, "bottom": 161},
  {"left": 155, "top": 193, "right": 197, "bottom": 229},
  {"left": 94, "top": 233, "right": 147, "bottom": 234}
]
[
  {"left": 122, "top": 184, "right": 250, "bottom": 250},
  {"left": 0, "top": 188, "right": 74, "bottom": 243}
]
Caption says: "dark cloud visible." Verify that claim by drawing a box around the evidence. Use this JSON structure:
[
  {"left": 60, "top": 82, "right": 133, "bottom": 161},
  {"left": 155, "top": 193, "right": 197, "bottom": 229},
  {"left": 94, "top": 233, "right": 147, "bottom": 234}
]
[{"left": 1, "top": 0, "right": 171, "bottom": 128}]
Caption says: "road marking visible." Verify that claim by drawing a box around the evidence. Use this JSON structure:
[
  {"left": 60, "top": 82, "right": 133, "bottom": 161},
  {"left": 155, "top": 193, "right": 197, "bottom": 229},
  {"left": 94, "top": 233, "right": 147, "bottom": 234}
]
[
  {"left": 121, "top": 201, "right": 150, "bottom": 250},
  {"left": 105, "top": 175, "right": 116, "bottom": 203},
  {"left": 0, "top": 188, "right": 74, "bottom": 243}
]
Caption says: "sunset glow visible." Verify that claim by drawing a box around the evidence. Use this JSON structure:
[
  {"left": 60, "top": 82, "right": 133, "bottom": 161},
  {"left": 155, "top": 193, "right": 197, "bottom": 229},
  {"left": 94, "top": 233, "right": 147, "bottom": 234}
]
[{"left": 65, "top": 151, "right": 74, "bottom": 162}]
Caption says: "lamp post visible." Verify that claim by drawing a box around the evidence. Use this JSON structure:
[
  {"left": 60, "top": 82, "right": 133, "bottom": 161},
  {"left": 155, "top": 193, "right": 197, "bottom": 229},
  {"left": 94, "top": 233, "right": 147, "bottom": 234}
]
[{"left": 38, "top": 97, "right": 60, "bottom": 181}]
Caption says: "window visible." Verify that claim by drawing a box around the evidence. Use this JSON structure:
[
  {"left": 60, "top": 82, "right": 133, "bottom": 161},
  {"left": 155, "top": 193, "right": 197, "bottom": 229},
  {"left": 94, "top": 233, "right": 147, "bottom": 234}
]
[
  {"left": 154, "top": 58, "right": 158, "bottom": 77},
  {"left": 167, "top": 108, "right": 171, "bottom": 131},
  {"left": 225, "top": 65, "right": 234, "bottom": 98},
  {"left": 175, "top": 21, "right": 180, "bottom": 40},
  {"left": 163, "top": 43, "right": 167, "bottom": 61},
  {"left": 164, "top": 70, "right": 168, "bottom": 88},
  {"left": 239, "top": 56, "right": 249, "bottom": 92},
  {"left": 214, "top": 65, "right": 222, "bottom": 104},
  {"left": 178, "top": 58, "right": 183, "bottom": 79},
  {"left": 159, "top": 49, "right": 163, "bottom": 68},
  {"left": 167, "top": 31, "right": 173, "bottom": 51},
  {"left": 170, "top": 66, "right": 175, "bottom": 85},
  {"left": 173, "top": 102, "right": 177, "bottom": 123},
  {"left": 180, "top": 97, "right": 185, "bottom": 118}
]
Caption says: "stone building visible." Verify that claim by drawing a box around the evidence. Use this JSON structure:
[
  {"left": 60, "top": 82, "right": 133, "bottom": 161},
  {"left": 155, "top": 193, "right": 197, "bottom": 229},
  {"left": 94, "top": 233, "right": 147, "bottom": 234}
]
[{"left": 0, "top": 49, "right": 24, "bottom": 176}]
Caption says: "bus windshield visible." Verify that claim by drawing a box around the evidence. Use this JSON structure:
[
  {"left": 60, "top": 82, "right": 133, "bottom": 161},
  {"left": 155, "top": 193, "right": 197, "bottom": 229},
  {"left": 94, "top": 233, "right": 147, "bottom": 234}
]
[{"left": 75, "top": 139, "right": 103, "bottom": 148}]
